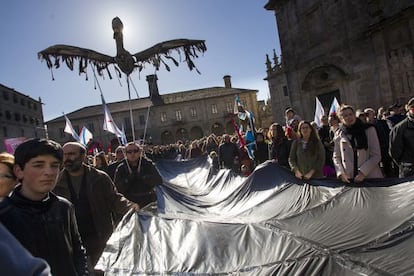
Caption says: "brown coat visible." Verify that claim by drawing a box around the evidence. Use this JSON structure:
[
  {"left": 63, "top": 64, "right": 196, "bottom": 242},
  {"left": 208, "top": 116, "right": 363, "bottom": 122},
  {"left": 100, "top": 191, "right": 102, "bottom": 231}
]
[
  {"left": 54, "top": 164, "right": 134, "bottom": 245},
  {"left": 333, "top": 126, "right": 383, "bottom": 178}
]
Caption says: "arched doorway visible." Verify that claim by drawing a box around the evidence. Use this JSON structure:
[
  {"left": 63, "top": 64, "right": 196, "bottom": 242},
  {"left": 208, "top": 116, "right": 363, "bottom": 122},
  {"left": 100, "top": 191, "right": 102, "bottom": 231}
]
[
  {"left": 190, "top": 126, "right": 203, "bottom": 140},
  {"left": 161, "top": 130, "right": 174, "bottom": 145},
  {"left": 225, "top": 121, "right": 234, "bottom": 134},
  {"left": 176, "top": 128, "right": 189, "bottom": 143},
  {"left": 211, "top": 122, "right": 224, "bottom": 136}
]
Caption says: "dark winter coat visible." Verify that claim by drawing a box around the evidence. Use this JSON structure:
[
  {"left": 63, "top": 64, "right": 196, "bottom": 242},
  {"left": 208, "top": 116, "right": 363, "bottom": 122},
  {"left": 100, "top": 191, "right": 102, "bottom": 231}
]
[
  {"left": 0, "top": 186, "right": 88, "bottom": 276},
  {"left": 114, "top": 157, "right": 162, "bottom": 207}
]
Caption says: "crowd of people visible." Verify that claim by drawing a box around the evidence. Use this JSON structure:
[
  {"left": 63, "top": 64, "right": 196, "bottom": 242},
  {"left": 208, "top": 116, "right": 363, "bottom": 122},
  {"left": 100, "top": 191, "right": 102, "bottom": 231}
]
[{"left": 0, "top": 97, "right": 413, "bottom": 275}]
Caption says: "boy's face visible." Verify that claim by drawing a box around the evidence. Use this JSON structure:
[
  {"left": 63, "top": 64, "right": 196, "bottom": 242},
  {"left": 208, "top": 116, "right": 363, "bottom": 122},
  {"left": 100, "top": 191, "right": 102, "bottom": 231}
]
[{"left": 14, "top": 155, "right": 61, "bottom": 200}]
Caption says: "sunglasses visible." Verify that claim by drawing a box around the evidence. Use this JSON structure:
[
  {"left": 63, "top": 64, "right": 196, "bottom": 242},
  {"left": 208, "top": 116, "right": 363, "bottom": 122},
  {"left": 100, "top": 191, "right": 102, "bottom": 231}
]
[{"left": 126, "top": 149, "right": 140, "bottom": 154}]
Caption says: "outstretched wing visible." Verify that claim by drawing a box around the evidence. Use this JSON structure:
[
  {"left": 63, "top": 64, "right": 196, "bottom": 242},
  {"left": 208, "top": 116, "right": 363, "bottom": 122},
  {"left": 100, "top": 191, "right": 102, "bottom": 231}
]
[
  {"left": 132, "top": 39, "right": 207, "bottom": 73},
  {"left": 38, "top": 44, "right": 117, "bottom": 77}
]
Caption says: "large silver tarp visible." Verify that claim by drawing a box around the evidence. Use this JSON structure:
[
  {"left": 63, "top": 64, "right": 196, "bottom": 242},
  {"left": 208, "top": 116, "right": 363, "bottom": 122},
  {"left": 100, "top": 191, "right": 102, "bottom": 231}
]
[{"left": 96, "top": 155, "right": 414, "bottom": 275}]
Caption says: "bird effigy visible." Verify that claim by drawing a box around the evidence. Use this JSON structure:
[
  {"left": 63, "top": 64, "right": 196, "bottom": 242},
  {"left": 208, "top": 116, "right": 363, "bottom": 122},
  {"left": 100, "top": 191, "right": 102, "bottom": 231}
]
[
  {"left": 38, "top": 17, "right": 206, "bottom": 142},
  {"left": 38, "top": 17, "right": 207, "bottom": 79}
]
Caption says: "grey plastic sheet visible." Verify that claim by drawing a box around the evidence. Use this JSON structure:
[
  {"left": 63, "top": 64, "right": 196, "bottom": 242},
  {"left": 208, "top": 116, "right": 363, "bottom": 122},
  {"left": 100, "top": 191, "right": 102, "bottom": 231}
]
[{"left": 96, "top": 155, "right": 414, "bottom": 275}]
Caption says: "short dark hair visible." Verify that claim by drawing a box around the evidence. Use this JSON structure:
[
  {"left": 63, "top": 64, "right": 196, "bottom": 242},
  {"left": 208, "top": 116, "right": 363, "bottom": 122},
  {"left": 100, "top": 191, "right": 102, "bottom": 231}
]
[{"left": 14, "top": 139, "right": 63, "bottom": 169}]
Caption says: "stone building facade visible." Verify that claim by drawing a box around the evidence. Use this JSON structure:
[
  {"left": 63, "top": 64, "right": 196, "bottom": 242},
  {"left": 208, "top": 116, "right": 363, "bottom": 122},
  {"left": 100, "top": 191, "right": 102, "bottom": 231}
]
[
  {"left": 0, "top": 84, "right": 45, "bottom": 151},
  {"left": 264, "top": 0, "right": 414, "bottom": 123},
  {"left": 46, "top": 75, "right": 259, "bottom": 151}
]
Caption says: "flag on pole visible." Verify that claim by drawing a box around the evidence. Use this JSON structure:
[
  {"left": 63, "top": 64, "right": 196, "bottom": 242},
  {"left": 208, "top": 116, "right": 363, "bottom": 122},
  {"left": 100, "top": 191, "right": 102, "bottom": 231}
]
[
  {"left": 64, "top": 114, "right": 80, "bottom": 142},
  {"left": 234, "top": 95, "right": 247, "bottom": 120},
  {"left": 120, "top": 124, "right": 128, "bottom": 145},
  {"left": 102, "top": 95, "right": 123, "bottom": 137},
  {"left": 314, "top": 97, "right": 325, "bottom": 128},
  {"left": 79, "top": 126, "right": 93, "bottom": 146},
  {"left": 245, "top": 111, "right": 257, "bottom": 160},
  {"left": 329, "top": 97, "right": 340, "bottom": 116}
]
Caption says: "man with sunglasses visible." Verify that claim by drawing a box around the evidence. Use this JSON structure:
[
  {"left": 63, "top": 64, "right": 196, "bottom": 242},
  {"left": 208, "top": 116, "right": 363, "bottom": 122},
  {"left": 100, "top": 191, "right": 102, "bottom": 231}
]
[
  {"left": 390, "top": 97, "right": 414, "bottom": 178},
  {"left": 54, "top": 142, "right": 136, "bottom": 274},
  {"left": 114, "top": 141, "right": 162, "bottom": 208}
]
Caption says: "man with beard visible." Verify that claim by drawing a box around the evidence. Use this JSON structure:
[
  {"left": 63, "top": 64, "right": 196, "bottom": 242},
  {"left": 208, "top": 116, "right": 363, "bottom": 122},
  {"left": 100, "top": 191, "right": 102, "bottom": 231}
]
[{"left": 54, "top": 142, "right": 136, "bottom": 274}]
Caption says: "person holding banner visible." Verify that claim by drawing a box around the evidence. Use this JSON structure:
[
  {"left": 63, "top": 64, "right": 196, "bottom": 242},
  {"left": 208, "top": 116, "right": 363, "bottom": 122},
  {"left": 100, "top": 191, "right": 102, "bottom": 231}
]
[
  {"left": 333, "top": 105, "right": 383, "bottom": 183},
  {"left": 114, "top": 142, "right": 162, "bottom": 208},
  {"left": 289, "top": 121, "right": 325, "bottom": 179}
]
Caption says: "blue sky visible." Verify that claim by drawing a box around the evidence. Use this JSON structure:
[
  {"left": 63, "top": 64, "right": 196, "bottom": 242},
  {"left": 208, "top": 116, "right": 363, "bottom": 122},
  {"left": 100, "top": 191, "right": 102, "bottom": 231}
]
[{"left": 0, "top": 1, "right": 280, "bottom": 121}]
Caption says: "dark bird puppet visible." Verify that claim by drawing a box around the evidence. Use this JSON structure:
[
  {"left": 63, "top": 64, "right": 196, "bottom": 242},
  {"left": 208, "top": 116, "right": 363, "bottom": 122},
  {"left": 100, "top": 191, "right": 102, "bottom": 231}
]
[{"left": 38, "top": 17, "right": 207, "bottom": 79}]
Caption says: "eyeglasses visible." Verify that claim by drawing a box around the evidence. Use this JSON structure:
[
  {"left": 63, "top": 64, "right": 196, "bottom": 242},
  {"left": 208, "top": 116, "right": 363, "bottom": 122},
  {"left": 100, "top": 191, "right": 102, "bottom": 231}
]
[
  {"left": 126, "top": 149, "right": 140, "bottom": 154},
  {"left": 0, "top": 173, "right": 14, "bottom": 179}
]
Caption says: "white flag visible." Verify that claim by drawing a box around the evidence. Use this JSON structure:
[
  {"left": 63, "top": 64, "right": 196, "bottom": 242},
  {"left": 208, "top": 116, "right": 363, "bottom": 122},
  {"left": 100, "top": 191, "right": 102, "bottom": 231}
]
[
  {"left": 120, "top": 124, "right": 128, "bottom": 145},
  {"left": 329, "top": 97, "right": 340, "bottom": 116},
  {"left": 314, "top": 97, "right": 325, "bottom": 128},
  {"left": 64, "top": 114, "right": 80, "bottom": 142},
  {"left": 79, "top": 126, "right": 93, "bottom": 146},
  {"left": 102, "top": 95, "right": 123, "bottom": 137}
]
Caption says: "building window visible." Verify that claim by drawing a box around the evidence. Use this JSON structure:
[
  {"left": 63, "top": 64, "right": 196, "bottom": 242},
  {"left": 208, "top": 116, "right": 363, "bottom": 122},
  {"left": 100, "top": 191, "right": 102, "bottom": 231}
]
[
  {"left": 3, "top": 91, "right": 9, "bottom": 100},
  {"left": 5, "top": 111, "right": 11, "bottom": 120},
  {"left": 59, "top": 128, "right": 65, "bottom": 138},
  {"left": 14, "top": 113, "right": 21, "bottom": 122},
  {"left": 20, "top": 98, "right": 25, "bottom": 106},
  {"left": 139, "top": 115, "right": 145, "bottom": 126},
  {"left": 123, "top": 118, "right": 131, "bottom": 128},
  {"left": 87, "top": 123, "right": 94, "bottom": 132},
  {"left": 175, "top": 110, "right": 182, "bottom": 121},
  {"left": 3, "top": 126, "right": 7, "bottom": 137},
  {"left": 30, "top": 117, "right": 34, "bottom": 124},
  {"left": 23, "top": 115, "right": 28, "bottom": 123},
  {"left": 160, "top": 112, "right": 167, "bottom": 122},
  {"left": 190, "top": 107, "right": 197, "bottom": 117},
  {"left": 283, "top": 86, "right": 288, "bottom": 96},
  {"left": 226, "top": 102, "right": 233, "bottom": 113},
  {"left": 240, "top": 99, "right": 247, "bottom": 109},
  {"left": 33, "top": 103, "right": 37, "bottom": 111},
  {"left": 211, "top": 104, "right": 218, "bottom": 114},
  {"left": 28, "top": 102, "right": 32, "bottom": 109},
  {"left": 35, "top": 118, "right": 40, "bottom": 126}
]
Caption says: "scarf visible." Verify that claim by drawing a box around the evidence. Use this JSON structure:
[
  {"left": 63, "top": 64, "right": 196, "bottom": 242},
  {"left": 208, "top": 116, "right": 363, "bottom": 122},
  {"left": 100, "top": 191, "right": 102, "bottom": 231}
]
[{"left": 343, "top": 118, "right": 372, "bottom": 150}]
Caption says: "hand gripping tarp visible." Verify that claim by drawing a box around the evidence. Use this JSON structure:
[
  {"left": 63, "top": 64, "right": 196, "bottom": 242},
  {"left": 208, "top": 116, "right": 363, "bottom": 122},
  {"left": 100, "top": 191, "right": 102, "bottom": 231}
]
[{"left": 96, "top": 155, "right": 414, "bottom": 275}]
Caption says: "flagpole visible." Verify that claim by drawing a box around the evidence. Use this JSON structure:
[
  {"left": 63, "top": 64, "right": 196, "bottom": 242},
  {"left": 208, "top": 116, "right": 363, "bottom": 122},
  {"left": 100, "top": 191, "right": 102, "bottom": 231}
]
[{"left": 127, "top": 76, "right": 136, "bottom": 141}]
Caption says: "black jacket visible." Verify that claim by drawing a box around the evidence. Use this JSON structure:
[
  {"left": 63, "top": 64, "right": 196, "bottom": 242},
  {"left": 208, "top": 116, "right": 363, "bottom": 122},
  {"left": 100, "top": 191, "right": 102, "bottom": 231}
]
[
  {"left": 0, "top": 186, "right": 88, "bottom": 276},
  {"left": 268, "top": 138, "right": 291, "bottom": 168},
  {"left": 218, "top": 142, "right": 240, "bottom": 169},
  {"left": 55, "top": 164, "right": 133, "bottom": 265},
  {"left": 114, "top": 157, "right": 162, "bottom": 207},
  {"left": 390, "top": 116, "right": 414, "bottom": 163}
]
